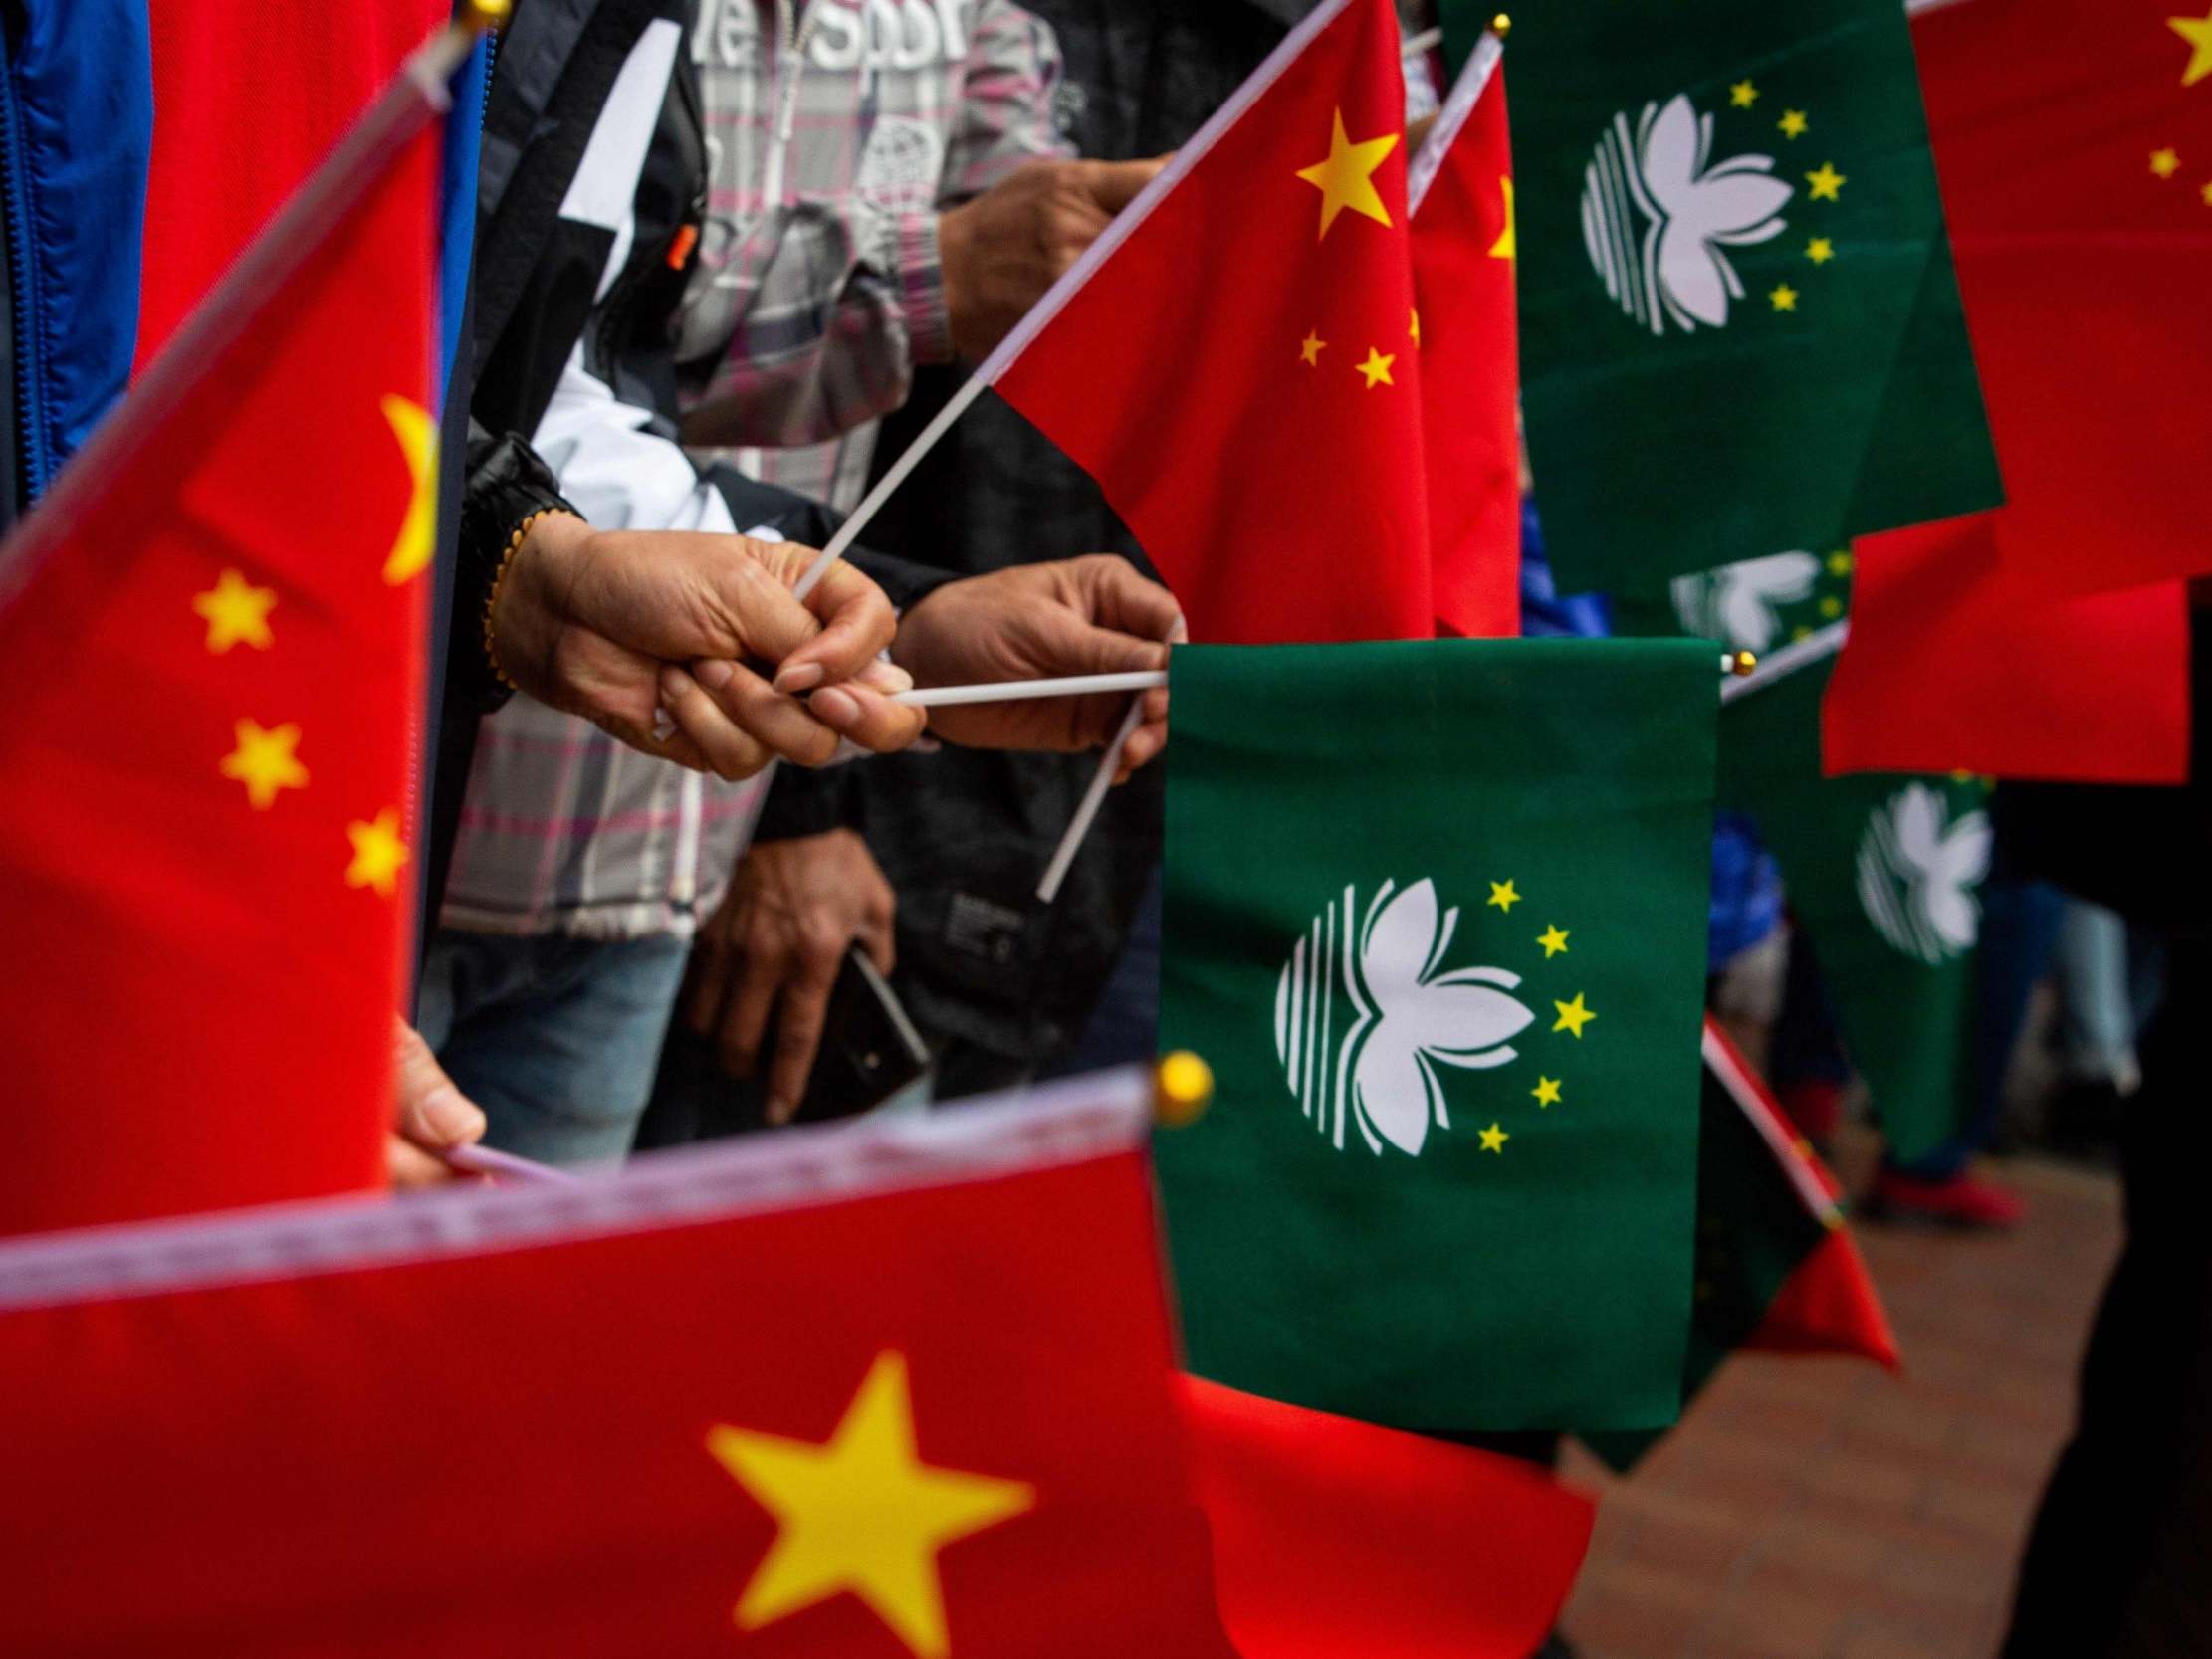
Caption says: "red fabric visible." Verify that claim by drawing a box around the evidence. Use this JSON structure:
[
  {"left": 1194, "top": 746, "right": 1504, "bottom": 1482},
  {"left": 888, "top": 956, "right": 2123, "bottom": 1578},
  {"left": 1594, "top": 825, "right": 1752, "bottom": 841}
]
[
  {"left": 1414, "top": 67, "right": 1519, "bottom": 639},
  {"left": 1904, "top": 0, "right": 2212, "bottom": 596},
  {"left": 1825, "top": 513, "right": 2190, "bottom": 782},
  {"left": 0, "top": 131, "right": 436, "bottom": 1235},
  {"left": 1179, "top": 1375, "right": 1593, "bottom": 1657},
  {"left": 137, "top": 0, "right": 445, "bottom": 365},
  {"left": 0, "top": 1146, "right": 1236, "bottom": 1657},
  {"left": 994, "top": 0, "right": 1432, "bottom": 644}
]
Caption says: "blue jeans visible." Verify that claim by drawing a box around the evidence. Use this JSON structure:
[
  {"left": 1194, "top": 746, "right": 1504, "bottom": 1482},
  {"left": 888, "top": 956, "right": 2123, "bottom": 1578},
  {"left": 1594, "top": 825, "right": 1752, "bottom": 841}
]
[{"left": 416, "top": 929, "right": 691, "bottom": 1167}]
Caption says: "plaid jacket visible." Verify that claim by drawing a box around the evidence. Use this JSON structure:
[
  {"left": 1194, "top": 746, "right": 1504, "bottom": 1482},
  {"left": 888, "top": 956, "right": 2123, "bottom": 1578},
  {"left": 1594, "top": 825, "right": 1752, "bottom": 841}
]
[{"left": 441, "top": 0, "right": 1068, "bottom": 942}]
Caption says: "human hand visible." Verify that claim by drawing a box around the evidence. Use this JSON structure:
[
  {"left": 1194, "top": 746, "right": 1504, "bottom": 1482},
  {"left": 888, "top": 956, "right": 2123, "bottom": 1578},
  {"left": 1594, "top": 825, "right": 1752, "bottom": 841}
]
[
  {"left": 890, "top": 555, "right": 1181, "bottom": 777},
  {"left": 686, "top": 830, "right": 897, "bottom": 1125},
  {"left": 489, "top": 512, "right": 926, "bottom": 776},
  {"left": 938, "top": 157, "right": 1165, "bottom": 360},
  {"left": 388, "top": 1017, "right": 488, "bottom": 1189}
]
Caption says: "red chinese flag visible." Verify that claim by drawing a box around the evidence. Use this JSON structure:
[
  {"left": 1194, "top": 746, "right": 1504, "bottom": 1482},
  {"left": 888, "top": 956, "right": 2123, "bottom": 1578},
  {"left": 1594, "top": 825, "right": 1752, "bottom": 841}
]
[
  {"left": 1826, "top": 514, "right": 2191, "bottom": 783},
  {"left": 0, "top": 99, "right": 438, "bottom": 1235},
  {"left": 0, "top": 1086, "right": 1237, "bottom": 1658},
  {"left": 1411, "top": 37, "right": 1520, "bottom": 639},
  {"left": 1181, "top": 1376, "right": 1594, "bottom": 1657},
  {"left": 990, "top": 0, "right": 1431, "bottom": 644},
  {"left": 137, "top": 0, "right": 446, "bottom": 364},
  {"left": 1902, "top": 0, "right": 2212, "bottom": 596}
]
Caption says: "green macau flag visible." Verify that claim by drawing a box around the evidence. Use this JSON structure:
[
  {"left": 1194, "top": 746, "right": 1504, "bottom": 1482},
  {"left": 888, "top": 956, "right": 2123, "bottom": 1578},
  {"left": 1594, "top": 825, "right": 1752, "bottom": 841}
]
[
  {"left": 1155, "top": 639, "right": 1717, "bottom": 1433},
  {"left": 1446, "top": 0, "right": 2000, "bottom": 591},
  {"left": 1717, "top": 661, "right": 1987, "bottom": 1161}
]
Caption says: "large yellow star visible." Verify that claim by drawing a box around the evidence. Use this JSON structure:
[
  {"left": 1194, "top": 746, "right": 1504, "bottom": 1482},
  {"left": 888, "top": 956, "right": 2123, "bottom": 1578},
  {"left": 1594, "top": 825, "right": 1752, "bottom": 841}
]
[
  {"left": 1532, "top": 1076, "right": 1563, "bottom": 1109},
  {"left": 1356, "top": 347, "right": 1397, "bottom": 388},
  {"left": 219, "top": 719, "right": 308, "bottom": 809},
  {"left": 1487, "top": 879, "right": 1520, "bottom": 912},
  {"left": 1489, "top": 175, "right": 1516, "bottom": 260},
  {"left": 708, "top": 1351, "right": 1033, "bottom": 1659},
  {"left": 1805, "top": 161, "right": 1847, "bottom": 202},
  {"left": 1536, "top": 925, "right": 1570, "bottom": 958},
  {"left": 345, "top": 808, "right": 410, "bottom": 896},
  {"left": 1552, "top": 992, "right": 1597, "bottom": 1038},
  {"left": 1295, "top": 109, "right": 1399, "bottom": 239},
  {"left": 1478, "top": 1122, "right": 1510, "bottom": 1153},
  {"left": 2172, "top": 9, "right": 2212, "bottom": 86},
  {"left": 192, "top": 568, "right": 276, "bottom": 654},
  {"left": 380, "top": 394, "right": 436, "bottom": 586}
]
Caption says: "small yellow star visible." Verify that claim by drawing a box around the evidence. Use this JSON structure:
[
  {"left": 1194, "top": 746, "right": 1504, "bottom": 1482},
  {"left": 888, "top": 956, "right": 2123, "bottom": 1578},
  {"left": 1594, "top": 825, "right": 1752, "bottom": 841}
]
[
  {"left": 1409, "top": 307, "right": 1422, "bottom": 346},
  {"left": 1792, "top": 624, "right": 1813, "bottom": 641},
  {"left": 1819, "top": 594, "right": 1844, "bottom": 618},
  {"left": 1536, "top": 925, "right": 1570, "bottom": 957},
  {"left": 1828, "top": 549, "right": 1855, "bottom": 576},
  {"left": 2151, "top": 147, "right": 2182, "bottom": 179},
  {"left": 1488, "top": 175, "right": 1516, "bottom": 260},
  {"left": 1552, "top": 992, "right": 1597, "bottom": 1038},
  {"left": 219, "top": 719, "right": 308, "bottom": 809},
  {"left": 1806, "top": 162, "right": 1847, "bottom": 202},
  {"left": 1806, "top": 236, "right": 1835, "bottom": 265},
  {"left": 707, "top": 1351, "right": 1033, "bottom": 1659},
  {"left": 2201, "top": 179, "right": 2212, "bottom": 205},
  {"left": 1295, "top": 108, "right": 1400, "bottom": 239},
  {"left": 1478, "top": 1122, "right": 1510, "bottom": 1153},
  {"left": 380, "top": 394, "right": 436, "bottom": 585},
  {"left": 1356, "top": 347, "right": 1397, "bottom": 388},
  {"left": 192, "top": 568, "right": 277, "bottom": 654},
  {"left": 1532, "top": 1076, "right": 1563, "bottom": 1109},
  {"left": 1778, "top": 108, "right": 1809, "bottom": 139},
  {"left": 344, "top": 808, "right": 411, "bottom": 897},
  {"left": 2172, "top": 9, "right": 2212, "bottom": 87},
  {"left": 1729, "top": 79, "right": 1759, "bottom": 108},
  {"left": 1488, "top": 879, "right": 1521, "bottom": 912},
  {"left": 1298, "top": 329, "right": 1326, "bottom": 366},
  {"left": 1770, "top": 283, "right": 1799, "bottom": 311}
]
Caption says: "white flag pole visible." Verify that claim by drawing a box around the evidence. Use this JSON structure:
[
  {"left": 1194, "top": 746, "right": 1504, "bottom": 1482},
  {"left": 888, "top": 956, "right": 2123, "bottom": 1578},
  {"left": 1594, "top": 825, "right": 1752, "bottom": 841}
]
[
  {"left": 1720, "top": 622, "right": 1847, "bottom": 703},
  {"left": 1406, "top": 25, "right": 1503, "bottom": 215}
]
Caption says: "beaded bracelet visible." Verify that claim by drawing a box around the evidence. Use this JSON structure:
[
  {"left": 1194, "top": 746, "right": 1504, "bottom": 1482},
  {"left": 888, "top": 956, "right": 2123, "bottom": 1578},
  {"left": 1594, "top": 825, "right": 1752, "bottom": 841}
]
[{"left": 482, "top": 508, "right": 563, "bottom": 693}]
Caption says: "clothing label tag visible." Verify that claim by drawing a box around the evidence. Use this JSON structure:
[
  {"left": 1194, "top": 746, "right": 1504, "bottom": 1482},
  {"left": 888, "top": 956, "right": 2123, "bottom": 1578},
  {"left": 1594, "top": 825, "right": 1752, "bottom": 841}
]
[{"left": 944, "top": 891, "right": 1026, "bottom": 964}]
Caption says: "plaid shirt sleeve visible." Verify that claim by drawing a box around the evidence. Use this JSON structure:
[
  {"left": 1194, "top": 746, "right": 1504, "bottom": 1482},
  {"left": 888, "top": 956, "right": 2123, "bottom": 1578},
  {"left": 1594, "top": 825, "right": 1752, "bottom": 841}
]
[{"left": 680, "top": 3, "right": 1069, "bottom": 452}]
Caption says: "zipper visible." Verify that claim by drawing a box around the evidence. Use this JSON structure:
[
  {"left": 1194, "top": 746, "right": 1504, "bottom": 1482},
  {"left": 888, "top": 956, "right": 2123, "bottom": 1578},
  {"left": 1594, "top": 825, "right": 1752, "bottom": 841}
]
[
  {"left": 762, "top": 0, "right": 821, "bottom": 208},
  {"left": 0, "top": 20, "right": 50, "bottom": 504}
]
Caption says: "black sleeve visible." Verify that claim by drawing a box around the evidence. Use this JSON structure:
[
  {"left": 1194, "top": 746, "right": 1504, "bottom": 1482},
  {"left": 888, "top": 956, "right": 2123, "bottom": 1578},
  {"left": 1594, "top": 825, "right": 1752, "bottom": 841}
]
[{"left": 454, "top": 423, "right": 579, "bottom": 718}]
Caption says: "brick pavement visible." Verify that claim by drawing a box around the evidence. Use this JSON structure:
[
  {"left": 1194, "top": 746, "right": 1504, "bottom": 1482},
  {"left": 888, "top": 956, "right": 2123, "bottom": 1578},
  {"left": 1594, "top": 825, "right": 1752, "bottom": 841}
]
[{"left": 1558, "top": 1146, "right": 2123, "bottom": 1659}]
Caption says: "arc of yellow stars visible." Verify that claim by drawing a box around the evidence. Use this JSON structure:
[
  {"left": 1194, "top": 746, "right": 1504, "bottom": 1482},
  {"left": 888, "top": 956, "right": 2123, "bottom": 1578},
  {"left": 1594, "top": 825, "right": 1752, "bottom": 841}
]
[
  {"left": 1487, "top": 879, "right": 1520, "bottom": 913},
  {"left": 2172, "top": 8, "right": 2212, "bottom": 87},
  {"left": 193, "top": 568, "right": 276, "bottom": 654},
  {"left": 1532, "top": 1076, "right": 1563, "bottom": 1109},
  {"left": 345, "top": 809, "right": 411, "bottom": 896},
  {"left": 220, "top": 719, "right": 308, "bottom": 809},
  {"left": 1805, "top": 162, "right": 1846, "bottom": 202},
  {"left": 1295, "top": 109, "right": 1399, "bottom": 239},
  {"left": 380, "top": 395, "right": 436, "bottom": 586},
  {"left": 1489, "top": 176, "right": 1516, "bottom": 260},
  {"left": 1552, "top": 992, "right": 1596, "bottom": 1038},
  {"left": 707, "top": 1351, "right": 1033, "bottom": 1659},
  {"left": 1356, "top": 347, "right": 1397, "bottom": 389}
]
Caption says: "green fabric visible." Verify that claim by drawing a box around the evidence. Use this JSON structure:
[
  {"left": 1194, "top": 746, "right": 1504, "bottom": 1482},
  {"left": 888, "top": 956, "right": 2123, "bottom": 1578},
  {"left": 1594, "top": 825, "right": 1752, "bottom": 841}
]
[
  {"left": 1611, "top": 543, "right": 1854, "bottom": 656},
  {"left": 1155, "top": 639, "right": 1716, "bottom": 1433},
  {"left": 1446, "top": 0, "right": 2000, "bottom": 591},
  {"left": 1717, "top": 664, "right": 1985, "bottom": 1160},
  {"left": 1586, "top": 1061, "right": 1833, "bottom": 1470}
]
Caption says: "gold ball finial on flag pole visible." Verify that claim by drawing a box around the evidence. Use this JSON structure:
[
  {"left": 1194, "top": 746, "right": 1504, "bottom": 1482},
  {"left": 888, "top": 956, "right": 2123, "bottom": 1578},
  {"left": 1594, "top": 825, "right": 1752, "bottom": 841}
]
[
  {"left": 461, "top": 0, "right": 511, "bottom": 31},
  {"left": 1490, "top": 13, "right": 1512, "bottom": 39},
  {"left": 1730, "top": 650, "right": 1758, "bottom": 678},
  {"left": 1154, "top": 1052, "right": 1215, "bottom": 1128}
]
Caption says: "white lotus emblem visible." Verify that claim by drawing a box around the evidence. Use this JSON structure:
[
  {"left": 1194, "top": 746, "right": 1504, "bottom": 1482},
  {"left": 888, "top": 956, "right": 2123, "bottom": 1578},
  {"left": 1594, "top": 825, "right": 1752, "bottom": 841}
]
[
  {"left": 1273, "top": 879, "right": 1533, "bottom": 1157},
  {"left": 1856, "top": 784, "right": 1992, "bottom": 965},
  {"left": 1581, "top": 93, "right": 1793, "bottom": 335},
  {"left": 1671, "top": 550, "right": 1821, "bottom": 651}
]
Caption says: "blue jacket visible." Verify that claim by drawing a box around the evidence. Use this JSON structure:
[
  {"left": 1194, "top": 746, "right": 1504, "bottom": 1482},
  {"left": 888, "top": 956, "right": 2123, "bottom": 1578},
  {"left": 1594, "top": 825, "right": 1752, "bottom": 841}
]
[{"left": 0, "top": 0, "right": 150, "bottom": 518}]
